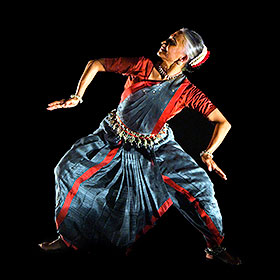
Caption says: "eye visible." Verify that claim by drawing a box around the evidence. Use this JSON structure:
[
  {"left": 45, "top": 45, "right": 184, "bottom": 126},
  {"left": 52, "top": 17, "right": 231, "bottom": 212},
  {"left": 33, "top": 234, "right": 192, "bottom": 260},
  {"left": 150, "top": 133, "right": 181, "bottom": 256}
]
[{"left": 166, "top": 37, "right": 176, "bottom": 46}]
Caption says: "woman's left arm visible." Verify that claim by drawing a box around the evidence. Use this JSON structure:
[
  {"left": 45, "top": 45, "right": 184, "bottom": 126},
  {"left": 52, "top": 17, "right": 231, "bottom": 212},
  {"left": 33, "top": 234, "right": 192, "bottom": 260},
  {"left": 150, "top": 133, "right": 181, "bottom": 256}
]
[{"left": 201, "top": 108, "right": 232, "bottom": 180}]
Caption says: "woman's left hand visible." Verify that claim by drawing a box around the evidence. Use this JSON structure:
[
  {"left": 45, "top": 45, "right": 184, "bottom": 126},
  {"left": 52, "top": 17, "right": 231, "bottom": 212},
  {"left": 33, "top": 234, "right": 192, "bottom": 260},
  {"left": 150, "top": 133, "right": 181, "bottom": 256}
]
[{"left": 201, "top": 154, "right": 227, "bottom": 180}]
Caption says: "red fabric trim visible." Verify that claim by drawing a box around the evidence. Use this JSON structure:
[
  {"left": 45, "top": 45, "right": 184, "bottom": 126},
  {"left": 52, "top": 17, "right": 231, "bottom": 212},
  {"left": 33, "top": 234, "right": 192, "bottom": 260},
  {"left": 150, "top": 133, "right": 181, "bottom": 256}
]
[
  {"left": 60, "top": 234, "right": 78, "bottom": 250},
  {"left": 126, "top": 197, "right": 173, "bottom": 255},
  {"left": 141, "top": 198, "right": 173, "bottom": 235},
  {"left": 151, "top": 79, "right": 191, "bottom": 134},
  {"left": 55, "top": 144, "right": 121, "bottom": 229},
  {"left": 133, "top": 198, "right": 173, "bottom": 239},
  {"left": 120, "top": 80, "right": 157, "bottom": 103},
  {"left": 158, "top": 197, "right": 173, "bottom": 216},
  {"left": 192, "top": 51, "right": 210, "bottom": 68},
  {"left": 161, "top": 174, "right": 224, "bottom": 246}
]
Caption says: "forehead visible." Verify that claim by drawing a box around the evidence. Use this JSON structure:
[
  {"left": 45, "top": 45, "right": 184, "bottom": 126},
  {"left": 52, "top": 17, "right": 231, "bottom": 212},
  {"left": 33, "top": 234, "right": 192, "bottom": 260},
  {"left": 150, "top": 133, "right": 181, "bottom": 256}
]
[{"left": 170, "top": 31, "right": 186, "bottom": 45}]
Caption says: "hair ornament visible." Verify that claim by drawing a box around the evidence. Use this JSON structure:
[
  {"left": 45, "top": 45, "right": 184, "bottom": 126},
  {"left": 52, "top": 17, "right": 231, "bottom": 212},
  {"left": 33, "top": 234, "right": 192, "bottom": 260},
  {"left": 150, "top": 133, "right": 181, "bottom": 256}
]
[{"left": 189, "top": 45, "right": 210, "bottom": 68}]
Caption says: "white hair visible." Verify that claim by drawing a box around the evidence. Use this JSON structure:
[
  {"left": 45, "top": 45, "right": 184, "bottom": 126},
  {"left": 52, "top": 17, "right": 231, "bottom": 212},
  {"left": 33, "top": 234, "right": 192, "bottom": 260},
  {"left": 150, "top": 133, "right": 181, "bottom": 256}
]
[
  {"left": 180, "top": 28, "right": 209, "bottom": 72},
  {"left": 180, "top": 28, "right": 205, "bottom": 61}
]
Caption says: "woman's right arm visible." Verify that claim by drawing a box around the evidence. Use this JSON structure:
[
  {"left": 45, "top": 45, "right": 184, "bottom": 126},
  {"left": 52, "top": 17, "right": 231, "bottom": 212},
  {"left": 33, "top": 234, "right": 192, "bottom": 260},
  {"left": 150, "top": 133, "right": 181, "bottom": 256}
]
[
  {"left": 74, "top": 59, "right": 106, "bottom": 100},
  {"left": 47, "top": 59, "right": 105, "bottom": 111}
]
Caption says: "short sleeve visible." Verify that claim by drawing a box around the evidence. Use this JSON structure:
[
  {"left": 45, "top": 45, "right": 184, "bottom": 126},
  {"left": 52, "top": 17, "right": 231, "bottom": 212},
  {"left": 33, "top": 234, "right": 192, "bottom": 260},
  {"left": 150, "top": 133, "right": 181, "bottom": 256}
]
[
  {"left": 101, "top": 56, "right": 151, "bottom": 77},
  {"left": 183, "top": 83, "right": 217, "bottom": 117}
]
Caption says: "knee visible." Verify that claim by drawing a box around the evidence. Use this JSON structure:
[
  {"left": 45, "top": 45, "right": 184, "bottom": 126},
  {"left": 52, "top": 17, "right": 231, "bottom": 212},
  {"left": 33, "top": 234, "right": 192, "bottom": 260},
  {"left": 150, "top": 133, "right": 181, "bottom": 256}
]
[
  {"left": 203, "top": 179, "right": 215, "bottom": 198},
  {"left": 195, "top": 173, "right": 215, "bottom": 199},
  {"left": 54, "top": 160, "right": 63, "bottom": 180}
]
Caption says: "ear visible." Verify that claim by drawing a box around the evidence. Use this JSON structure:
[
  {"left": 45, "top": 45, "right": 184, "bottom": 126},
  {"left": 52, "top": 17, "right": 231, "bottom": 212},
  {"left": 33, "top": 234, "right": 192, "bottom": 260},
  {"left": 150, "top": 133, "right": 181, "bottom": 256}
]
[
  {"left": 176, "top": 55, "right": 188, "bottom": 66},
  {"left": 180, "top": 55, "right": 189, "bottom": 64}
]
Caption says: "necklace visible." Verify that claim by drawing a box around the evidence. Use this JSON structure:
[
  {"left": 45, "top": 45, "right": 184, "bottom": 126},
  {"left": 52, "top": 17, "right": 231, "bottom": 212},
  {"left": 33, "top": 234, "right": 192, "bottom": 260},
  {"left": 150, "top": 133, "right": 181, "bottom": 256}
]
[{"left": 158, "top": 65, "right": 183, "bottom": 81}]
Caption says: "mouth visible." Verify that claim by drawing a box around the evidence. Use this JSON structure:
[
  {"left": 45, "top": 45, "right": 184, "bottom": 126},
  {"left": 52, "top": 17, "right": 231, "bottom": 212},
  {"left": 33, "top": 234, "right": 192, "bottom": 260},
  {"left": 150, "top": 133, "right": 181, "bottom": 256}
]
[{"left": 159, "top": 45, "right": 167, "bottom": 53}]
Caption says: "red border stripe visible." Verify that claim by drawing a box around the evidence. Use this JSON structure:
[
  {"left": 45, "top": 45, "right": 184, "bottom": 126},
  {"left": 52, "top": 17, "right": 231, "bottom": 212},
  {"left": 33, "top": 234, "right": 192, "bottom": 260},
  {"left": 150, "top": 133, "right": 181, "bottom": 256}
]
[
  {"left": 141, "top": 198, "right": 173, "bottom": 235},
  {"left": 126, "top": 198, "right": 174, "bottom": 255},
  {"left": 151, "top": 79, "right": 190, "bottom": 134},
  {"left": 120, "top": 80, "right": 158, "bottom": 103},
  {"left": 56, "top": 144, "right": 121, "bottom": 229},
  {"left": 60, "top": 234, "right": 78, "bottom": 250},
  {"left": 161, "top": 174, "right": 224, "bottom": 246}
]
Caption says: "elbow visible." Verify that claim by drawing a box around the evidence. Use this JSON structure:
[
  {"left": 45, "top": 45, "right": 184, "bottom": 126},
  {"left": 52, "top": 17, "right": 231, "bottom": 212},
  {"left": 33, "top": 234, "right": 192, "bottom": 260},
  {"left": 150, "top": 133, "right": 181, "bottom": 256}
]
[
  {"left": 225, "top": 120, "right": 232, "bottom": 131},
  {"left": 216, "top": 119, "right": 231, "bottom": 131},
  {"left": 87, "top": 60, "right": 95, "bottom": 66},
  {"left": 87, "top": 59, "right": 105, "bottom": 72}
]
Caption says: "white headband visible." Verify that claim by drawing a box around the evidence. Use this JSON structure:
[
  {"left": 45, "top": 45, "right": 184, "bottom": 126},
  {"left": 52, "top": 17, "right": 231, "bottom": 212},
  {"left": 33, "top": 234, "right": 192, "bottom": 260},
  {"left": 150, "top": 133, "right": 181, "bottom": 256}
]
[{"left": 189, "top": 45, "right": 209, "bottom": 67}]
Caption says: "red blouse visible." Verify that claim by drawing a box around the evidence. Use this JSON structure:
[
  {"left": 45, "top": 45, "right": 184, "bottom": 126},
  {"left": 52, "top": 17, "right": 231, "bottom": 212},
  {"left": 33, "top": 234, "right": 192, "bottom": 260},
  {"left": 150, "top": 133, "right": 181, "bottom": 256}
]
[{"left": 101, "top": 56, "right": 216, "bottom": 118}]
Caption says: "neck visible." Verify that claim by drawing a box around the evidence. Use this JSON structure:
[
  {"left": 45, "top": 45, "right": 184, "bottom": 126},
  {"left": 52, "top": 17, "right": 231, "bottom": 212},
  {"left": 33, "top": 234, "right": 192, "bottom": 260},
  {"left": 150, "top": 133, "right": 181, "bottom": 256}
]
[{"left": 160, "top": 60, "right": 183, "bottom": 77}]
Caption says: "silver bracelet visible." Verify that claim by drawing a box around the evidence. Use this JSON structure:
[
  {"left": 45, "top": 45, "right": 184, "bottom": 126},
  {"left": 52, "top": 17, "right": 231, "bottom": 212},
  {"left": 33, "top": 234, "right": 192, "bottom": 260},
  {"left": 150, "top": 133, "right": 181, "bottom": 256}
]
[
  {"left": 200, "top": 150, "right": 214, "bottom": 158},
  {"left": 70, "top": 94, "right": 83, "bottom": 103}
]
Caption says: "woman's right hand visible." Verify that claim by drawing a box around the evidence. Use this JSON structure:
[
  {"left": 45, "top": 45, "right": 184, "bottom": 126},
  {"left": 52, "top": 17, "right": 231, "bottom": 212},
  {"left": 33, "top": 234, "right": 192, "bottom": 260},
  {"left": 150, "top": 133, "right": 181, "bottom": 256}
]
[{"left": 47, "top": 97, "right": 80, "bottom": 111}]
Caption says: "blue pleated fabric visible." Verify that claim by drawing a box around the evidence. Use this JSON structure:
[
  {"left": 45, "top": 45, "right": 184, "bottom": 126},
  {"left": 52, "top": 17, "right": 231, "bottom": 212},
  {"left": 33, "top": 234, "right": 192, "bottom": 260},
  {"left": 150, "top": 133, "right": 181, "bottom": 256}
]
[{"left": 54, "top": 77, "right": 224, "bottom": 251}]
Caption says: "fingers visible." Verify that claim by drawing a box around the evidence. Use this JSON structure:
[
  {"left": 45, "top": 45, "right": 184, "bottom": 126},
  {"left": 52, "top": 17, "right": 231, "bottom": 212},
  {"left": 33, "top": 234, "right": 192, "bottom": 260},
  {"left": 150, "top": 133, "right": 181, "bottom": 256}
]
[
  {"left": 47, "top": 99, "right": 65, "bottom": 111},
  {"left": 213, "top": 164, "right": 227, "bottom": 181},
  {"left": 47, "top": 98, "right": 79, "bottom": 111},
  {"left": 205, "top": 159, "right": 227, "bottom": 181},
  {"left": 48, "top": 99, "right": 65, "bottom": 107}
]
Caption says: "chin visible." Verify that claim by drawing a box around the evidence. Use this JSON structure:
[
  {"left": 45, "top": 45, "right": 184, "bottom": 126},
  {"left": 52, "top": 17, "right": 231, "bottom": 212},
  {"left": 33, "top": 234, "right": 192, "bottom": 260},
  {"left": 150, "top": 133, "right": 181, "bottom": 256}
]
[{"left": 157, "top": 50, "right": 166, "bottom": 59}]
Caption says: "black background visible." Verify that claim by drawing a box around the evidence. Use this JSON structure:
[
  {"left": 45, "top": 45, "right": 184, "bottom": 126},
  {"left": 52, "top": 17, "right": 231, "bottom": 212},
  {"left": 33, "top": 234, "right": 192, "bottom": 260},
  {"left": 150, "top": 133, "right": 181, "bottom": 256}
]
[{"left": 9, "top": 1, "right": 269, "bottom": 274}]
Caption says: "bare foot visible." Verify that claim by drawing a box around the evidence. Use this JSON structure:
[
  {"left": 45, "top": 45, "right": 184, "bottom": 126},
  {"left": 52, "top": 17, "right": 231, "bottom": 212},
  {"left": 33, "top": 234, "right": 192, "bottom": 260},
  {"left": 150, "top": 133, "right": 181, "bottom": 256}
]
[
  {"left": 205, "top": 247, "right": 241, "bottom": 265},
  {"left": 38, "top": 237, "right": 67, "bottom": 251}
]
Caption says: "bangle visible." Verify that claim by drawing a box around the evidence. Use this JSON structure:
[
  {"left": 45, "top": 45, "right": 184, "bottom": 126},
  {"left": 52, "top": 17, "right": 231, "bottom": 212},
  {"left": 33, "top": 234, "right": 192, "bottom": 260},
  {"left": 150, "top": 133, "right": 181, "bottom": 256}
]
[
  {"left": 200, "top": 150, "right": 214, "bottom": 158},
  {"left": 70, "top": 94, "right": 83, "bottom": 103}
]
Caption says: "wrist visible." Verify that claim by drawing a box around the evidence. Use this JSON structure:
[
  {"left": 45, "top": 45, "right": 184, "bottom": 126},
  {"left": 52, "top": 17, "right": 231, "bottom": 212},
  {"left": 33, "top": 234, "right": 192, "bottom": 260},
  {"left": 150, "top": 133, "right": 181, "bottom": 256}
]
[
  {"left": 70, "top": 94, "right": 83, "bottom": 103},
  {"left": 200, "top": 150, "right": 214, "bottom": 159}
]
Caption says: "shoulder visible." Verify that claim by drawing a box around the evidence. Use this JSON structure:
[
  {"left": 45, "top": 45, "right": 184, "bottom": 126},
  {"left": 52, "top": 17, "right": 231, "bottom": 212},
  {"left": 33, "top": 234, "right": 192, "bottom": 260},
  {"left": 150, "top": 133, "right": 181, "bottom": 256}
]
[
  {"left": 122, "top": 56, "right": 154, "bottom": 78},
  {"left": 131, "top": 56, "right": 153, "bottom": 70},
  {"left": 180, "top": 77, "right": 206, "bottom": 93},
  {"left": 177, "top": 77, "right": 193, "bottom": 91},
  {"left": 102, "top": 56, "right": 151, "bottom": 75}
]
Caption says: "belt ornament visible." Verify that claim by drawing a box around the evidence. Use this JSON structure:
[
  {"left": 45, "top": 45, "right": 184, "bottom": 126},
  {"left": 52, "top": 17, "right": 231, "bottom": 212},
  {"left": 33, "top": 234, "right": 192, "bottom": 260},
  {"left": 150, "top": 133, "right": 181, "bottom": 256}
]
[{"left": 107, "top": 110, "right": 169, "bottom": 149}]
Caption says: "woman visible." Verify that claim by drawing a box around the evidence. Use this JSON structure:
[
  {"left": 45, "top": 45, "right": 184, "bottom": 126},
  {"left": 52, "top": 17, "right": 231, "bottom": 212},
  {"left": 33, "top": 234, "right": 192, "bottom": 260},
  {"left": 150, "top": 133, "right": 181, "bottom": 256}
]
[{"left": 39, "top": 28, "right": 241, "bottom": 265}]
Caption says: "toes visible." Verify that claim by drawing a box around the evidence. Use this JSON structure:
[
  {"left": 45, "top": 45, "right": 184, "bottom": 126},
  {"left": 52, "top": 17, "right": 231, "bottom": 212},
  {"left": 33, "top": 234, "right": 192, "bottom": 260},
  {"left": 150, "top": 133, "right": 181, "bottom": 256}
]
[{"left": 38, "top": 242, "right": 49, "bottom": 250}]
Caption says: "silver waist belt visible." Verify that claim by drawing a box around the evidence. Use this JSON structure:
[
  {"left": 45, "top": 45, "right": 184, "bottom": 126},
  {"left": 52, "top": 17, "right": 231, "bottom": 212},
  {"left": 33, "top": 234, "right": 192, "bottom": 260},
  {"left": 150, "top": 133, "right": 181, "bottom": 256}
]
[{"left": 107, "top": 109, "right": 169, "bottom": 149}]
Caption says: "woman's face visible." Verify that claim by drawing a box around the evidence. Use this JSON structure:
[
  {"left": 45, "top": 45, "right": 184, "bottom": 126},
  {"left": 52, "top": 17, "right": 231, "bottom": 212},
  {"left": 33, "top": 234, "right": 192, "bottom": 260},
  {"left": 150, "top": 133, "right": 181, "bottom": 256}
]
[{"left": 157, "top": 31, "right": 187, "bottom": 64}]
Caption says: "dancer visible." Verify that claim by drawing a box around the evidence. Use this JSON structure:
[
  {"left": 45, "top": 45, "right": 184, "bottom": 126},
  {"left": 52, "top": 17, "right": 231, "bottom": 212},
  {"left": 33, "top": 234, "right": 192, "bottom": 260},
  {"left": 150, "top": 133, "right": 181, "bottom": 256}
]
[{"left": 39, "top": 28, "right": 241, "bottom": 265}]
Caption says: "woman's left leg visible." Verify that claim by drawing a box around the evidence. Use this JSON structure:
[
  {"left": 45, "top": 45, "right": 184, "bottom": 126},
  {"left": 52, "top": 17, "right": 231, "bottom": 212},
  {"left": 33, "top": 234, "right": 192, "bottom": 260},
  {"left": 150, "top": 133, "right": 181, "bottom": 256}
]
[
  {"left": 154, "top": 140, "right": 241, "bottom": 264},
  {"left": 155, "top": 140, "right": 224, "bottom": 248}
]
